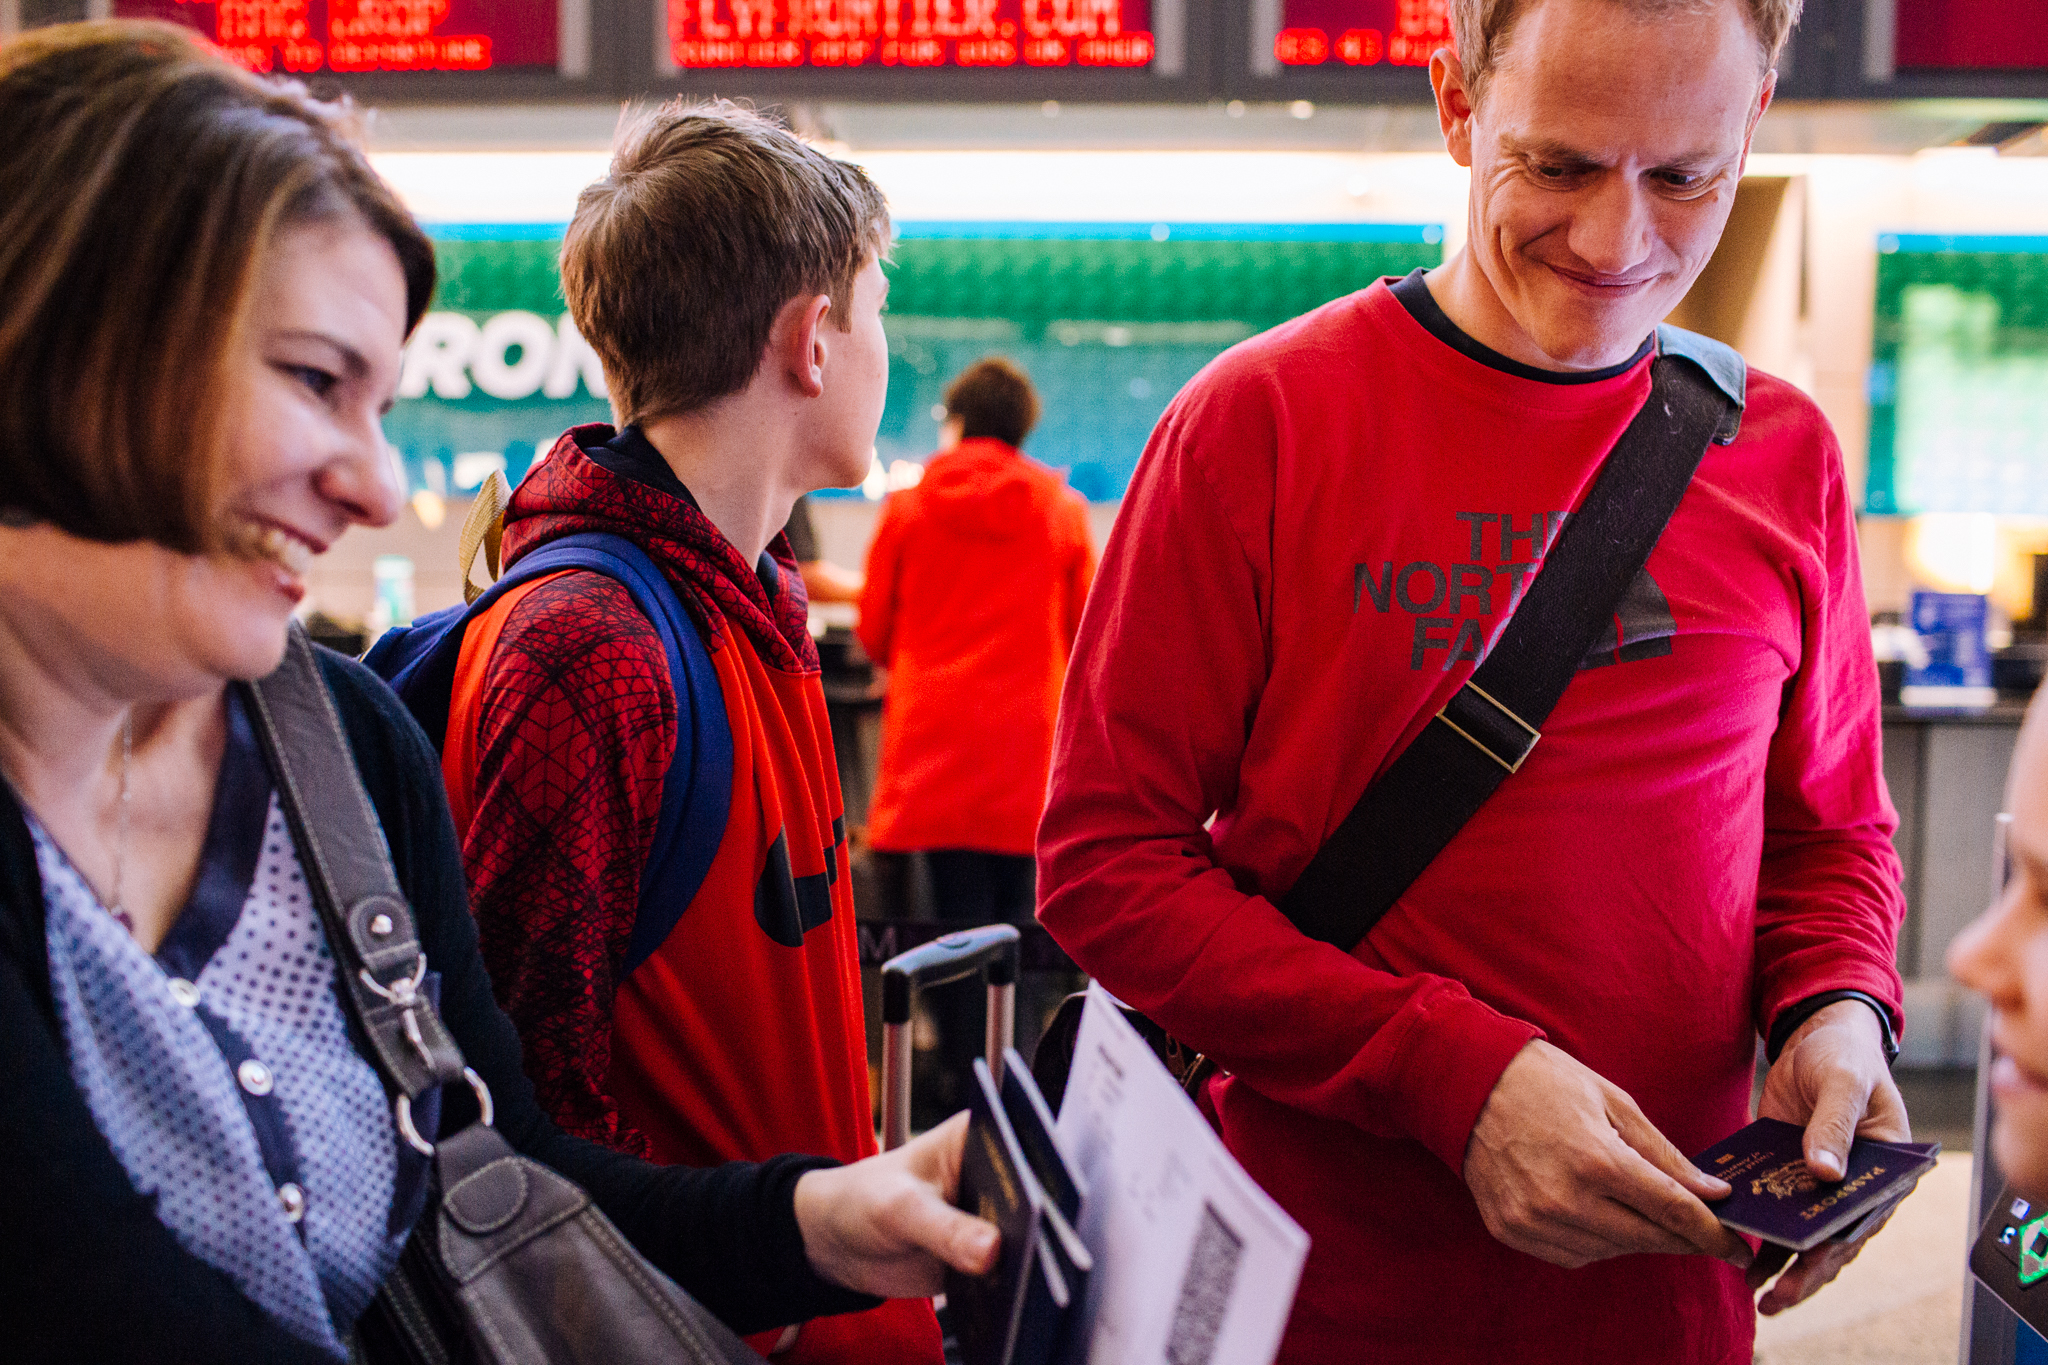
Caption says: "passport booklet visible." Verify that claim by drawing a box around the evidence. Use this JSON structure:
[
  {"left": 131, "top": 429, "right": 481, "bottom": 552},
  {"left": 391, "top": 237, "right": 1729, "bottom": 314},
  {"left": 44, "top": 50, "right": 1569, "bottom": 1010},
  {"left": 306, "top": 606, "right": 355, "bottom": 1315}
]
[
  {"left": 947, "top": 1056, "right": 1093, "bottom": 1365},
  {"left": 1000, "top": 1046, "right": 1085, "bottom": 1223},
  {"left": 1691, "top": 1118, "right": 1939, "bottom": 1252}
]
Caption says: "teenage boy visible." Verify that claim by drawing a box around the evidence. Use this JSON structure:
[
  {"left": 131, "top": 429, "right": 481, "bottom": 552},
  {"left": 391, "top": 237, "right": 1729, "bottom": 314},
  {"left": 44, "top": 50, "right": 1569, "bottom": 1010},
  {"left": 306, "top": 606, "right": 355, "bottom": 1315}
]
[
  {"left": 1037, "top": 1, "right": 1908, "bottom": 1362},
  {"left": 445, "top": 103, "right": 938, "bottom": 1364}
]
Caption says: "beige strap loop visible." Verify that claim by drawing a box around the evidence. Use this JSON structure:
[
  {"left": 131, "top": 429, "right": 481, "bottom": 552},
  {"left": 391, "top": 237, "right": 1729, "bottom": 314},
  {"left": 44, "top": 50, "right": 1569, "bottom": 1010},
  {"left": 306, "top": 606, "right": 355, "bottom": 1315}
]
[{"left": 457, "top": 470, "right": 513, "bottom": 604}]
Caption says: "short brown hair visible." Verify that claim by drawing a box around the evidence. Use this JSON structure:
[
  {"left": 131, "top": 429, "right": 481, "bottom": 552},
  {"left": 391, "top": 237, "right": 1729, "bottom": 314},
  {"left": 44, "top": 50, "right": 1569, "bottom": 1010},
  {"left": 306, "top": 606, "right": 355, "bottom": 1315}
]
[
  {"left": 0, "top": 20, "right": 434, "bottom": 552},
  {"left": 1452, "top": 0, "right": 1802, "bottom": 104},
  {"left": 945, "top": 357, "right": 1040, "bottom": 450},
  {"left": 562, "top": 100, "right": 892, "bottom": 429}
]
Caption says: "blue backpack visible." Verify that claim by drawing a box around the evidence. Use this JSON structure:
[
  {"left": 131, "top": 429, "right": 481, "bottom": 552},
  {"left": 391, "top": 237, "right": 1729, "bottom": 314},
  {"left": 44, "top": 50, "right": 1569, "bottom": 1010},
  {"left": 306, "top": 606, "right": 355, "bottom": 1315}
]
[{"left": 364, "top": 531, "right": 734, "bottom": 976}]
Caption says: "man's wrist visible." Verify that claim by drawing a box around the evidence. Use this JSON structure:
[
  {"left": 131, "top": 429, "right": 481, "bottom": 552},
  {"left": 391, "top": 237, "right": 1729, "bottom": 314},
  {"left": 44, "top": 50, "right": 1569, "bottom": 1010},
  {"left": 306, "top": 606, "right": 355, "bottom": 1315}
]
[{"left": 1766, "top": 990, "right": 1899, "bottom": 1066}]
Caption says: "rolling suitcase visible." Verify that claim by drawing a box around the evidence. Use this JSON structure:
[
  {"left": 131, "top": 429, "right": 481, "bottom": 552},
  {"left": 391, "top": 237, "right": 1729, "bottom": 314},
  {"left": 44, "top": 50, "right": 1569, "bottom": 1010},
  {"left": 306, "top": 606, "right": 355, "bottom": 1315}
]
[
  {"left": 878, "top": 926, "right": 1025, "bottom": 1365},
  {"left": 878, "top": 924, "right": 1021, "bottom": 1150}
]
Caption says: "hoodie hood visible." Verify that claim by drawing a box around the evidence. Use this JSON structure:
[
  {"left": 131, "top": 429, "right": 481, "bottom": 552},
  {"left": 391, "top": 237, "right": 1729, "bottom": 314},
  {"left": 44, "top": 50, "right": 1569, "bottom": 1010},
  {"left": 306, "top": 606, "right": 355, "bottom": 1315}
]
[
  {"left": 912, "top": 438, "right": 1046, "bottom": 541},
  {"left": 499, "top": 424, "right": 817, "bottom": 675}
]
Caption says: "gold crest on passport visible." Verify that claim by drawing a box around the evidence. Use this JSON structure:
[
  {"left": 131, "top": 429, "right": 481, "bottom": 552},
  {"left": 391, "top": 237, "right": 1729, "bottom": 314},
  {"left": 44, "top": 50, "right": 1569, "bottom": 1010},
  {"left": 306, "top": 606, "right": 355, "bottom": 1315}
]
[
  {"left": 1692, "top": 1118, "right": 1939, "bottom": 1251},
  {"left": 1752, "top": 1161, "right": 1821, "bottom": 1201}
]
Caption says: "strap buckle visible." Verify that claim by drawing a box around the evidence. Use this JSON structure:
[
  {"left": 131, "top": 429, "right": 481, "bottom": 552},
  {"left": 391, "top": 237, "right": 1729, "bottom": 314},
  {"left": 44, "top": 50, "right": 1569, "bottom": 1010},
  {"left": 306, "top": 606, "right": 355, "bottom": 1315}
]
[
  {"left": 1436, "top": 681, "right": 1541, "bottom": 774},
  {"left": 360, "top": 956, "right": 438, "bottom": 1071}
]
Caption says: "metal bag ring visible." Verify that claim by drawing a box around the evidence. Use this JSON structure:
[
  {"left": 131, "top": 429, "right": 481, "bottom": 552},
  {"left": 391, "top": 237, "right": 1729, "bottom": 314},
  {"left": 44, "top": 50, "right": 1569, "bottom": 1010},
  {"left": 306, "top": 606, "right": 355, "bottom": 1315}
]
[{"left": 395, "top": 1067, "right": 495, "bottom": 1157}]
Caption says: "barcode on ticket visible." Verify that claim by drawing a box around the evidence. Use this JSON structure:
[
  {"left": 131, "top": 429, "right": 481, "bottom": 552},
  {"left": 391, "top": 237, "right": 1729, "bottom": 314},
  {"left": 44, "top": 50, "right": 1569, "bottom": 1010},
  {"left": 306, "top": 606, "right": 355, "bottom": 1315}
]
[{"left": 1164, "top": 1201, "right": 1245, "bottom": 1365}]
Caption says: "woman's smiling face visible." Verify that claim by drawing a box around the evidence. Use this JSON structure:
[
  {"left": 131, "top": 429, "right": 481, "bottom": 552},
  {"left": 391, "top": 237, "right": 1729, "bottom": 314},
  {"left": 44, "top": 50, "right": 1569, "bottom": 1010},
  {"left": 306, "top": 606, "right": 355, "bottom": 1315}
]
[
  {"left": 1953, "top": 703, "right": 2048, "bottom": 1199},
  {"left": 7, "top": 213, "right": 410, "bottom": 699},
  {"left": 204, "top": 213, "right": 410, "bottom": 669}
]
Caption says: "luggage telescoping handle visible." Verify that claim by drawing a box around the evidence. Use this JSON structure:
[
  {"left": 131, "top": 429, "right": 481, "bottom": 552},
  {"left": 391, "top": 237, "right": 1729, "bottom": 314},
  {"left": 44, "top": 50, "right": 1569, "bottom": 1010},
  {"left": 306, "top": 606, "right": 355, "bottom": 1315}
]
[{"left": 879, "top": 925, "right": 1021, "bottom": 1150}]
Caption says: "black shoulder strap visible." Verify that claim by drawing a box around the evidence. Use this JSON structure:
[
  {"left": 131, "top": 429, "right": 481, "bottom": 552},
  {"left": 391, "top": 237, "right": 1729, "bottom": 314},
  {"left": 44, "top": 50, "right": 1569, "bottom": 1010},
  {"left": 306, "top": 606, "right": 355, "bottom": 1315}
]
[
  {"left": 1278, "top": 352, "right": 1740, "bottom": 950},
  {"left": 244, "top": 628, "right": 469, "bottom": 1106}
]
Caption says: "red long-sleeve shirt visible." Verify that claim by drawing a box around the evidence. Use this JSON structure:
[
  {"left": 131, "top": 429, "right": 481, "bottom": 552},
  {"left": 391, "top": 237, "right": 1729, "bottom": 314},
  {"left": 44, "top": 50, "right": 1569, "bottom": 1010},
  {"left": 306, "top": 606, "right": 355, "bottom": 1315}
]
[{"left": 1037, "top": 281, "right": 1905, "bottom": 1365}]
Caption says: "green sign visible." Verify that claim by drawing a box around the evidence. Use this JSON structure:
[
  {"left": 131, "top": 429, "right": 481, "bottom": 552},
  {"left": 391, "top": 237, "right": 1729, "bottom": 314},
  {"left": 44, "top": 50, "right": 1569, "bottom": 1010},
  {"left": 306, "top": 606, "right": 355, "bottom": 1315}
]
[
  {"left": 388, "top": 222, "right": 1445, "bottom": 502},
  {"left": 386, "top": 227, "right": 609, "bottom": 501},
  {"left": 1866, "top": 234, "right": 2048, "bottom": 516}
]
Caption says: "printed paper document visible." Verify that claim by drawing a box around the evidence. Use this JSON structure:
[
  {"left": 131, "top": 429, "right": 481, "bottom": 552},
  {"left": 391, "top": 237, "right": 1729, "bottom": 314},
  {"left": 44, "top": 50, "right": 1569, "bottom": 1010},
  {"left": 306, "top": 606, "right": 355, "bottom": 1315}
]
[{"left": 1053, "top": 983, "right": 1310, "bottom": 1365}]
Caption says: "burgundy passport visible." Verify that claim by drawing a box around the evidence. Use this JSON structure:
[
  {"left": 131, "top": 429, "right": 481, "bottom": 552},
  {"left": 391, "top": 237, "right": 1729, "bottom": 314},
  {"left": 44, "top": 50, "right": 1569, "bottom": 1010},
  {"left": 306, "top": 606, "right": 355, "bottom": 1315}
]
[{"left": 1690, "top": 1118, "right": 1939, "bottom": 1251}]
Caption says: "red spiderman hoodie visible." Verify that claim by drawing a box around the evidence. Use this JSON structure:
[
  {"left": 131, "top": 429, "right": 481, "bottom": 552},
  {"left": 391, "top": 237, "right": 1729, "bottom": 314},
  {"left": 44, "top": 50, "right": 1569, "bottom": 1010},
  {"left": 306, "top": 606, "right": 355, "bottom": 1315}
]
[{"left": 445, "top": 424, "right": 941, "bottom": 1364}]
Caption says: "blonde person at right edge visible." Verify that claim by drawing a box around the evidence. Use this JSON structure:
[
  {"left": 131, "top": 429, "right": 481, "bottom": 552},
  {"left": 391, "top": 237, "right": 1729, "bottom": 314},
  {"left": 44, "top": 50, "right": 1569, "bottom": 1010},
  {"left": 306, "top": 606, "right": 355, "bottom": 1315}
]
[
  {"left": 1035, "top": 0, "right": 1911, "bottom": 1360},
  {"left": 1955, "top": 695, "right": 2048, "bottom": 1207}
]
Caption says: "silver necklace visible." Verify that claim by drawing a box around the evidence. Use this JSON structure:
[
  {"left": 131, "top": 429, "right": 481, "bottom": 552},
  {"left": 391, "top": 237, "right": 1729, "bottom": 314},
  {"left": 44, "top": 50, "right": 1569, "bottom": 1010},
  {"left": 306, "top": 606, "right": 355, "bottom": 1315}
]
[{"left": 107, "top": 712, "right": 133, "bottom": 932}]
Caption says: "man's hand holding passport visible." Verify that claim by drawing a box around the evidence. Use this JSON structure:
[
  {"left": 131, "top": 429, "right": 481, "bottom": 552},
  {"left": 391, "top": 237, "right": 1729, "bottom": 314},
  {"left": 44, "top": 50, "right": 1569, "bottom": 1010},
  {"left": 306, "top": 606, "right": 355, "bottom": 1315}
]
[{"left": 1692, "top": 1117, "right": 1939, "bottom": 1252}]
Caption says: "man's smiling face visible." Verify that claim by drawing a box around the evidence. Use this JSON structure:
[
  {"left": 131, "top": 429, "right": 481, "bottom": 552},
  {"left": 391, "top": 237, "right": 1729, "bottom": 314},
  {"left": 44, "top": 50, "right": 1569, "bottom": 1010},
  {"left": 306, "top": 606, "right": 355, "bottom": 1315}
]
[{"left": 1440, "top": 0, "right": 1773, "bottom": 369}]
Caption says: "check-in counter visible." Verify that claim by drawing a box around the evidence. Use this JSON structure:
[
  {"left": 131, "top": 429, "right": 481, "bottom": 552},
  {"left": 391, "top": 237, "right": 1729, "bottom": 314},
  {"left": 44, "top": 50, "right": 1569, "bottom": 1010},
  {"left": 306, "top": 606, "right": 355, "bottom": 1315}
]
[{"left": 1883, "top": 702, "right": 2027, "bottom": 1066}]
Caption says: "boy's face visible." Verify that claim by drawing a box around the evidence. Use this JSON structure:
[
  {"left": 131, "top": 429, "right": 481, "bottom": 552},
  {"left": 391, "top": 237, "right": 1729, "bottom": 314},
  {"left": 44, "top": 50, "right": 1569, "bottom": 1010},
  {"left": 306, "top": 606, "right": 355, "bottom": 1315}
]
[{"left": 805, "top": 251, "right": 889, "bottom": 491}]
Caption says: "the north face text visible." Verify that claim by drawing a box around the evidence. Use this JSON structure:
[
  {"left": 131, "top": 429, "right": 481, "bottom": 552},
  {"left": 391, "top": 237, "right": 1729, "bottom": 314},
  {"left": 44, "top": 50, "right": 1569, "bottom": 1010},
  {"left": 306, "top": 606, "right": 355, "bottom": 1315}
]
[{"left": 1354, "top": 511, "right": 1567, "bottom": 670}]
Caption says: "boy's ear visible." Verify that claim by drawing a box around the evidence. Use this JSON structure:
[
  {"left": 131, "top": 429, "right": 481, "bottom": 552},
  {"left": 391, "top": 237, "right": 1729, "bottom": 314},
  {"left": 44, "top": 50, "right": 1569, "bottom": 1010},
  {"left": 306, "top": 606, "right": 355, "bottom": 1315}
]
[{"left": 777, "top": 291, "right": 834, "bottom": 399}]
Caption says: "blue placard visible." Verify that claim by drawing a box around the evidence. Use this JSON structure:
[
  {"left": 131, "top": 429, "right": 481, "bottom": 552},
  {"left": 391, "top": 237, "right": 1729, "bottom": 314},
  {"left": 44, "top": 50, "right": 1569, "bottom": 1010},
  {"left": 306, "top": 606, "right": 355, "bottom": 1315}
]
[{"left": 1906, "top": 590, "right": 1990, "bottom": 691}]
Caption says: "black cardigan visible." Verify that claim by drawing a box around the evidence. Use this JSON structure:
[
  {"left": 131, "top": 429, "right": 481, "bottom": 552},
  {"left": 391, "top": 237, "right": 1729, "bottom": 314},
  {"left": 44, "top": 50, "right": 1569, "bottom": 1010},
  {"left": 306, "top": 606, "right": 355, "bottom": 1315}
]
[{"left": 0, "top": 647, "right": 874, "bottom": 1362}]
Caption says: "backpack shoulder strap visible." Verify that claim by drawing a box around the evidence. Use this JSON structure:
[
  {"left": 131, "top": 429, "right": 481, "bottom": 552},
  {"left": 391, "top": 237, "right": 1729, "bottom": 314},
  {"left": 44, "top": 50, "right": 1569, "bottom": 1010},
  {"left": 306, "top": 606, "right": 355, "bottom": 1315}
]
[
  {"left": 1277, "top": 351, "right": 1740, "bottom": 950},
  {"left": 469, "top": 534, "right": 735, "bottom": 977},
  {"left": 1655, "top": 324, "right": 1747, "bottom": 443}
]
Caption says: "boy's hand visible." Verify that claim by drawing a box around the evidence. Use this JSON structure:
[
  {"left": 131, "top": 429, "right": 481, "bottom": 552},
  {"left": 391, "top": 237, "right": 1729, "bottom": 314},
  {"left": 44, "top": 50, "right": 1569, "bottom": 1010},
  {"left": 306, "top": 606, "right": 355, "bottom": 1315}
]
[{"left": 792, "top": 1112, "right": 1001, "bottom": 1298}]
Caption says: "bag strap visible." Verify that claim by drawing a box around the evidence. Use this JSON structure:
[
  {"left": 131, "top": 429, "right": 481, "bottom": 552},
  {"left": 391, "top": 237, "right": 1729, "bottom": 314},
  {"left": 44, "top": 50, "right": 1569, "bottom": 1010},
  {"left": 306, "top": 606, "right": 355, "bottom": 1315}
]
[
  {"left": 443, "top": 530, "right": 734, "bottom": 977},
  {"left": 1277, "top": 350, "right": 1741, "bottom": 951},
  {"left": 245, "top": 626, "right": 476, "bottom": 1148}
]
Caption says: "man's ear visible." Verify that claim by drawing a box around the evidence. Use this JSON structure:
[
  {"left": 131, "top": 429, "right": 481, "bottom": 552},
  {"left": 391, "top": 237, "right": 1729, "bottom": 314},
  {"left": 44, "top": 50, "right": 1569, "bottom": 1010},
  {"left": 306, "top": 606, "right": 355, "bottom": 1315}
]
[
  {"left": 1431, "top": 49, "right": 1475, "bottom": 169},
  {"left": 775, "top": 291, "right": 833, "bottom": 399},
  {"left": 1739, "top": 68, "right": 1778, "bottom": 173}
]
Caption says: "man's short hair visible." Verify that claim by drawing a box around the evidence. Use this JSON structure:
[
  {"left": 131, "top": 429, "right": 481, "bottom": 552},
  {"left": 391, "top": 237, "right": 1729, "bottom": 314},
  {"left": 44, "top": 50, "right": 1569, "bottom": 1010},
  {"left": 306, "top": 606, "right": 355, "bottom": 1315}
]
[
  {"left": 562, "top": 99, "right": 891, "bottom": 428},
  {"left": 1452, "top": 0, "right": 1801, "bottom": 104},
  {"left": 945, "top": 357, "right": 1040, "bottom": 450}
]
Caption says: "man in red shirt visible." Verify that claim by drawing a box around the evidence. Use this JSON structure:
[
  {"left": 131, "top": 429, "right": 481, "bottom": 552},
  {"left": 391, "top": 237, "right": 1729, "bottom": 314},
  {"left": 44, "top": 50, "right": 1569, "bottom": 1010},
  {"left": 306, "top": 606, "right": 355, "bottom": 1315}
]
[
  {"left": 858, "top": 358, "right": 1095, "bottom": 1116},
  {"left": 1037, "top": 1, "right": 1910, "bottom": 1361}
]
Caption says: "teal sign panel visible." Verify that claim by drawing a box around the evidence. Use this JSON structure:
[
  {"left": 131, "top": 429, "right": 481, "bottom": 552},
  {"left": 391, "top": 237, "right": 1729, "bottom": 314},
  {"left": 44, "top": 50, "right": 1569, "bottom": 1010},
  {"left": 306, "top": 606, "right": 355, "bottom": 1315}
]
[
  {"left": 1867, "top": 233, "right": 2048, "bottom": 515},
  {"left": 388, "top": 221, "right": 1445, "bottom": 502}
]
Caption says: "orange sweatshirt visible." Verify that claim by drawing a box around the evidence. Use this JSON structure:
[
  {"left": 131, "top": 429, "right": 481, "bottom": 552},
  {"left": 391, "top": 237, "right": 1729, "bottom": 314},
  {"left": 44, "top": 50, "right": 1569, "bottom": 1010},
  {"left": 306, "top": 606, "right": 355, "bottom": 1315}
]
[{"left": 857, "top": 438, "right": 1095, "bottom": 854}]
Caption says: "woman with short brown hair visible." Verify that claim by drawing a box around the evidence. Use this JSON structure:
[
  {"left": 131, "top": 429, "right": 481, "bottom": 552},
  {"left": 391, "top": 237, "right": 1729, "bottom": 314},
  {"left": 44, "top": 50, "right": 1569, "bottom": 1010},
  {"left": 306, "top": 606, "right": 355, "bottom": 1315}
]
[
  {"left": 0, "top": 21, "right": 436, "bottom": 552},
  {"left": 0, "top": 22, "right": 991, "bottom": 1363}
]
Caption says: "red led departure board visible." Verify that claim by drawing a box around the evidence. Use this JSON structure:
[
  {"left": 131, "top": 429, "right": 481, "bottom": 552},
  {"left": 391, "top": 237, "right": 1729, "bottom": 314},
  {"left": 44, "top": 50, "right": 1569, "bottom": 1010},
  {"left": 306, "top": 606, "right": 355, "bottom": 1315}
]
[
  {"left": 1272, "top": 0, "right": 1448, "bottom": 68},
  {"left": 111, "top": 0, "right": 559, "bottom": 74},
  {"left": 1894, "top": 0, "right": 2048, "bottom": 71},
  {"left": 666, "top": 0, "right": 1155, "bottom": 71}
]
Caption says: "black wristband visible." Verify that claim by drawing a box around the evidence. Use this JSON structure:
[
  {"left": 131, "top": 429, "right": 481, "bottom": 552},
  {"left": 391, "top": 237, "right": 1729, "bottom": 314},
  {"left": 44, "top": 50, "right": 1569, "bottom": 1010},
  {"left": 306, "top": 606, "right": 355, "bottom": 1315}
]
[{"left": 1766, "top": 990, "right": 1900, "bottom": 1066}]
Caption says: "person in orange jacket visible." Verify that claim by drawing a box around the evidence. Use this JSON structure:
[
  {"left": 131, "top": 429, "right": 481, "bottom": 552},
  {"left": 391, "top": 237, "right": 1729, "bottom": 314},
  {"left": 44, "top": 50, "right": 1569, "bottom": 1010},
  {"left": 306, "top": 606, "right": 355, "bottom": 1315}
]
[{"left": 858, "top": 358, "right": 1096, "bottom": 1112}]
